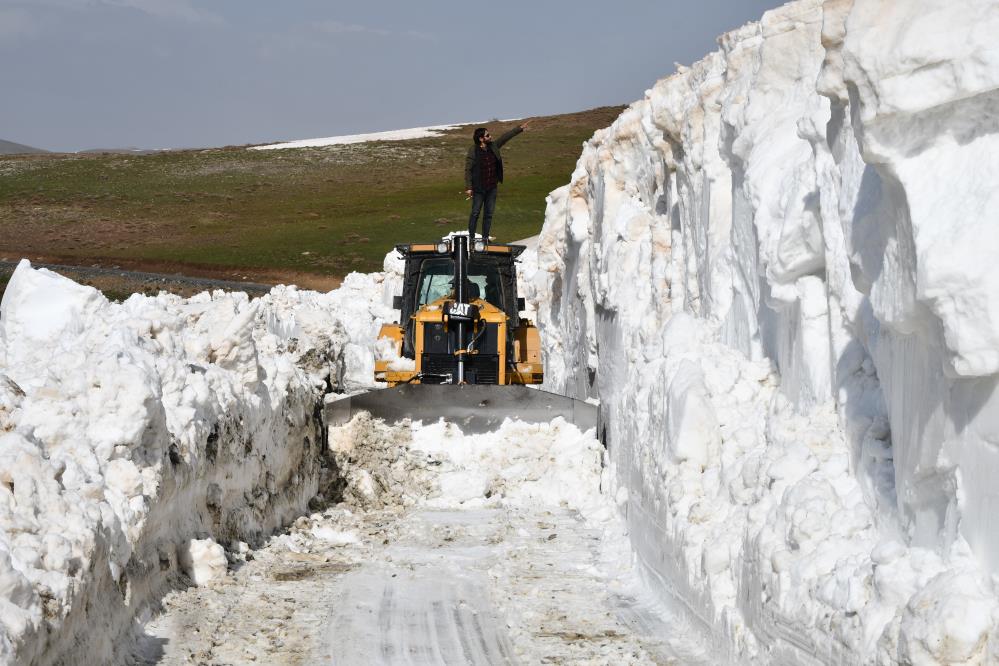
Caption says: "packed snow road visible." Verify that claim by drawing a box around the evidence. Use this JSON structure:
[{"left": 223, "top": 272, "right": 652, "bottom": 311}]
[
  {"left": 128, "top": 415, "right": 707, "bottom": 665},
  {"left": 132, "top": 506, "right": 684, "bottom": 664}
]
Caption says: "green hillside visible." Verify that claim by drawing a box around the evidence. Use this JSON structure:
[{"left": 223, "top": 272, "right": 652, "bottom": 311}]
[{"left": 0, "top": 107, "right": 621, "bottom": 292}]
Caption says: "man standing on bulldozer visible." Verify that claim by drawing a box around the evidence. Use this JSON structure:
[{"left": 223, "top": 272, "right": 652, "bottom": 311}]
[{"left": 465, "top": 119, "right": 532, "bottom": 243}]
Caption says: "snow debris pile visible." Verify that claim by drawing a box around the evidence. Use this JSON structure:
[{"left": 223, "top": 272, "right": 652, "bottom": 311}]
[
  {"left": 326, "top": 413, "right": 609, "bottom": 520},
  {"left": 530, "top": 0, "right": 999, "bottom": 662},
  {"left": 0, "top": 255, "right": 401, "bottom": 664}
]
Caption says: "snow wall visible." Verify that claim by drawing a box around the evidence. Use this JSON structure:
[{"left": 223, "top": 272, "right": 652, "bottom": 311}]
[
  {"left": 526, "top": 0, "right": 999, "bottom": 662},
  {"left": 0, "top": 260, "right": 399, "bottom": 664}
]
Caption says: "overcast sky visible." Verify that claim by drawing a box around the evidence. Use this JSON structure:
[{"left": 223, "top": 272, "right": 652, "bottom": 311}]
[{"left": 1, "top": 0, "right": 779, "bottom": 152}]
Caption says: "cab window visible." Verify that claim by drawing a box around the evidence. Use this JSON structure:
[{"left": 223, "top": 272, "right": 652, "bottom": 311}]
[
  {"left": 417, "top": 259, "right": 454, "bottom": 305},
  {"left": 469, "top": 260, "right": 504, "bottom": 308},
  {"left": 415, "top": 258, "right": 504, "bottom": 308}
]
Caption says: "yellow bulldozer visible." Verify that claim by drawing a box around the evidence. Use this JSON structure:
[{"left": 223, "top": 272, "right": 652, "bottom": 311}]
[
  {"left": 374, "top": 233, "right": 543, "bottom": 386},
  {"left": 325, "top": 233, "right": 596, "bottom": 433}
]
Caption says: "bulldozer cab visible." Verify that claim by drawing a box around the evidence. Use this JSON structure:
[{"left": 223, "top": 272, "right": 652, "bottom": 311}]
[
  {"left": 398, "top": 242, "right": 523, "bottom": 359},
  {"left": 372, "top": 234, "right": 539, "bottom": 386},
  {"left": 416, "top": 259, "right": 500, "bottom": 308},
  {"left": 325, "top": 232, "right": 597, "bottom": 436}
]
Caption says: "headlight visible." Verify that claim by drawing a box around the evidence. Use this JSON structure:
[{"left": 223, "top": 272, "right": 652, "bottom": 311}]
[
  {"left": 473, "top": 239, "right": 486, "bottom": 252},
  {"left": 436, "top": 241, "right": 449, "bottom": 253}
]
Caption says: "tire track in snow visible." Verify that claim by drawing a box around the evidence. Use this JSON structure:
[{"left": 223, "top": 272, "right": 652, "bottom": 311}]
[
  {"left": 131, "top": 504, "right": 700, "bottom": 664},
  {"left": 328, "top": 566, "right": 514, "bottom": 664}
]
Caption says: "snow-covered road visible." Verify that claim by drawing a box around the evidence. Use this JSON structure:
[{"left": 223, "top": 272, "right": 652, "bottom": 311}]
[
  {"left": 133, "top": 505, "right": 693, "bottom": 664},
  {"left": 129, "top": 416, "right": 708, "bottom": 665}
]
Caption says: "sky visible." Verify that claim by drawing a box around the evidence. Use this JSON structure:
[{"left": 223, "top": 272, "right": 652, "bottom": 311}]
[{"left": 0, "top": 0, "right": 780, "bottom": 152}]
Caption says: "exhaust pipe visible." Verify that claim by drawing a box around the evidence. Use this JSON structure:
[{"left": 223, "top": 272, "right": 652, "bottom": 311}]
[{"left": 454, "top": 234, "right": 468, "bottom": 385}]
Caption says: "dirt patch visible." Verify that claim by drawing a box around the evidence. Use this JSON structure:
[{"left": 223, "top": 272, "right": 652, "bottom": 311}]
[
  {"left": 0, "top": 253, "right": 343, "bottom": 294},
  {"left": 271, "top": 562, "right": 356, "bottom": 582}
]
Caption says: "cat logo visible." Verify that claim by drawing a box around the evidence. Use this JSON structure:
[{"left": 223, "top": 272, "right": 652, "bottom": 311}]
[{"left": 449, "top": 303, "right": 472, "bottom": 317}]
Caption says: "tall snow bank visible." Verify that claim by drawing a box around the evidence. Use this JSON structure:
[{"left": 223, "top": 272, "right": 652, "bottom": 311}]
[
  {"left": 528, "top": 0, "right": 999, "bottom": 662},
  {"left": 0, "top": 258, "right": 401, "bottom": 664}
]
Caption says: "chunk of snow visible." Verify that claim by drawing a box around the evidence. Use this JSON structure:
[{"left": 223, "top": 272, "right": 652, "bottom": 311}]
[
  {"left": 309, "top": 526, "right": 360, "bottom": 546},
  {"left": 180, "top": 538, "right": 227, "bottom": 586}
]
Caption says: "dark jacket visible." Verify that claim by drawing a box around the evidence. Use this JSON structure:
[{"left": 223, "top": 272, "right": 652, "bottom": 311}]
[{"left": 465, "top": 126, "right": 523, "bottom": 192}]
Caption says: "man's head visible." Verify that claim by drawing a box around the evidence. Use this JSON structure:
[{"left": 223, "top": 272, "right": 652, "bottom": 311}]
[{"left": 473, "top": 127, "right": 491, "bottom": 145}]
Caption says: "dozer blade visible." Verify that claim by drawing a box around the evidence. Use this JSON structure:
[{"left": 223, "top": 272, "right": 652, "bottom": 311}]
[{"left": 325, "top": 384, "right": 597, "bottom": 435}]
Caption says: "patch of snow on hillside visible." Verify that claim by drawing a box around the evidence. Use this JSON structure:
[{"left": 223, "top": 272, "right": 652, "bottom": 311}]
[{"left": 251, "top": 123, "right": 470, "bottom": 150}]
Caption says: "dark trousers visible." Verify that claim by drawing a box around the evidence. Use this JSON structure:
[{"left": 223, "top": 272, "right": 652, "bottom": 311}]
[{"left": 467, "top": 187, "right": 498, "bottom": 240}]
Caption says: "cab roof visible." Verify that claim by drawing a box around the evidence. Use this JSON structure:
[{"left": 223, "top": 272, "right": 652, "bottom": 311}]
[{"left": 394, "top": 240, "right": 526, "bottom": 259}]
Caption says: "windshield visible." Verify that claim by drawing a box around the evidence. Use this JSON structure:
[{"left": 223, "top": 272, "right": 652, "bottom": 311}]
[
  {"left": 469, "top": 260, "right": 503, "bottom": 307},
  {"left": 417, "top": 259, "right": 454, "bottom": 305},
  {"left": 416, "top": 258, "right": 504, "bottom": 308}
]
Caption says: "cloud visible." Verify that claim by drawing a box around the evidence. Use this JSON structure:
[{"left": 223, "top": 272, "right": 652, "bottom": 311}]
[
  {"left": 313, "top": 20, "right": 435, "bottom": 41},
  {"left": 103, "top": 0, "right": 223, "bottom": 24},
  {"left": 0, "top": 8, "right": 37, "bottom": 44},
  {"left": 0, "top": 0, "right": 222, "bottom": 25},
  {"left": 258, "top": 20, "right": 405, "bottom": 60},
  {"left": 0, "top": 0, "right": 91, "bottom": 8},
  {"left": 404, "top": 29, "right": 435, "bottom": 42},
  {"left": 314, "top": 20, "right": 390, "bottom": 37}
]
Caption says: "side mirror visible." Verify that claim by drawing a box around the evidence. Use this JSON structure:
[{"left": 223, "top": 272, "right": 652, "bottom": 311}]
[
  {"left": 517, "top": 297, "right": 526, "bottom": 312},
  {"left": 392, "top": 295, "right": 403, "bottom": 310}
]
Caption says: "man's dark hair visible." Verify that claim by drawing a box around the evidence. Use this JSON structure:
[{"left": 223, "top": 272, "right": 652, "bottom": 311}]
[{"left": 473, "top": 127, "right": 488, "bottom": 144}]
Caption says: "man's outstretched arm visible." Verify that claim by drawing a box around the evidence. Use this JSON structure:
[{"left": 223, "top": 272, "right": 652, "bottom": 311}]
[{"left": 495, "top": 119, "right": 532, "bottom": 148}]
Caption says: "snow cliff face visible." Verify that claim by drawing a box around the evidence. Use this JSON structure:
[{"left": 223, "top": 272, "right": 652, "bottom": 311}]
[
  {"left": 0, "top": 259, "right": 400, "bottom": 664},
  {"left": 529, "top": 0, "right": 999, "bottom": 662}
]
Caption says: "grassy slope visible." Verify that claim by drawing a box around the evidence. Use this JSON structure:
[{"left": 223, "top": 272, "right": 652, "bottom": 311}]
[{"left": 0, "top": 107, "right": 621, "bottom": 284}]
